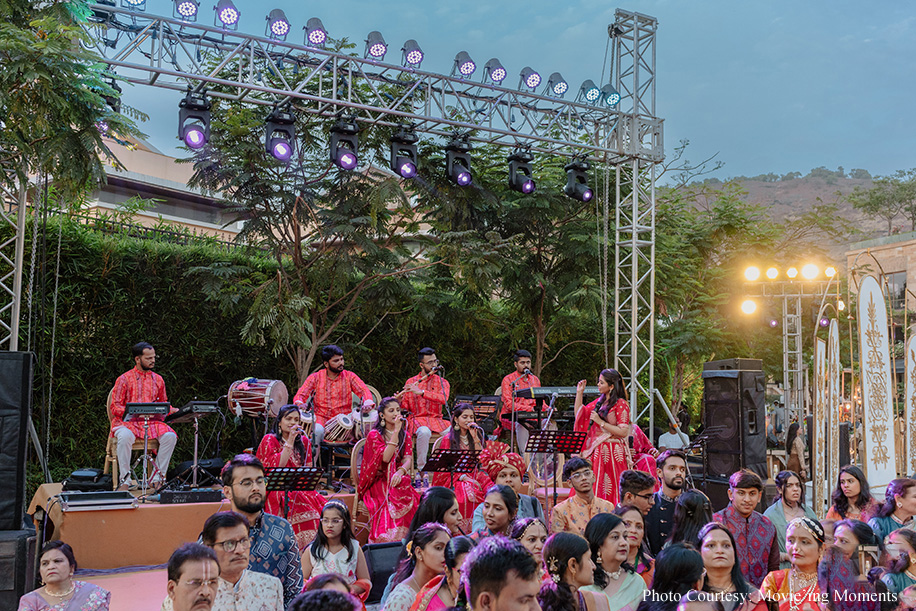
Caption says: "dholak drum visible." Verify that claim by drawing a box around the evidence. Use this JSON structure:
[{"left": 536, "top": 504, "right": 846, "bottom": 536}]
[
  {"left": 357, "top": 410, "right": 377, "bottom": 440},
  {"left": 227, "top": 379, "right": 289, "bottom": 419},
  {"left": 324, "top": 414, "right": 355, "bottom": 443}
]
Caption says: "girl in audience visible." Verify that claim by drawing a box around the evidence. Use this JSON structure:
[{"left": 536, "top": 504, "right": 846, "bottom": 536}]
[
  {"left": 470, "top": 484, "right": 518, "bottom": 540},
  {"left": 359, "top": 397, "right": 421, "bottom": 544},
  {"left": 582, "top": 513, "right": 646, "bottom": 611},
  {"left": 881, "top": 529, "right": 916, "bottom": 594},
  {"left": 385, "top": 523, "right": 451, "bottom": 611},
  {"left": 763, "top": 470, "right": 819, "bottom": 568},
  {"left": 760, "top": 517, "right": 825, "bottom": 611},
  {"left": 785, "top": 422, "right": 808, "bottom": 481},
  {"left": 408, "top": 536, "right": 475, "bottom": 611},
  {"left": 539, "top": 533, "right": 609, "bottom": 611},
  {"left": 869, "top": 478, "right": 916, "bottom": 543},
  {"left": 664, "top": 489, "right": 713, "bottom": 549},
  {"left": 304, "top": 573, "right": 353, "bottom": 594},
  {"left": 826, "top": 465, "right": 880, "bottom": 522},
  {"left": 832, "top": 519, "right": 877, "bottom": 565},
  {"left": 697, "top": 522, "right": 766, "bottom": 611},
  {"left": 302, "top": 500, "right": 372, "bottom": 600},
  {"left": 19, "top": 541, "right": 111, "bottom": 611},
  {"left": 432, "top": 403, "right": 493, "bottom": 533},
  {"left": 510, "top": 518, "right": 549, "bottom": 580},
  {"left": 635, "top": 543, "right": 705, "bottom": 611},
  {"left": 612, "top": 505, "right": 654, "bottom": 586}
]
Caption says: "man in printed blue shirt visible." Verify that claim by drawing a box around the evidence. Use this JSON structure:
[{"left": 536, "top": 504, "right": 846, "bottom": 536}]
[{"left": 221, "top": 454, "right": 303, "bottom": 608}]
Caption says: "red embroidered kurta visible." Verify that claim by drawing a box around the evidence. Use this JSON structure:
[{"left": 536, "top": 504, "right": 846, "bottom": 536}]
[
  {"left": 293, "top": 370, "right": 372, "bottom": 425},
  {"left": 712, "top": 504, "right": 780, "bottom": 588},
  {"left": 431, "top": 436, "right": 492, "bottom": 533},
  {"left": 500, "top": 371, "right": 541, "bottom": 415},
  {"left": 109, "top": 367, "right": 175, "bottom": 438},
  {"left": 256, "top": 434, "right": 325, "bottom": 551},
  {"left": 573, "top": 397, "right": 630, "bottom": 505},
  {"left": 401, "top": 373, "right": 450, "bottom": 433},
  {"left": 357, "top": 429, "right": 420, "bottom": 543}
]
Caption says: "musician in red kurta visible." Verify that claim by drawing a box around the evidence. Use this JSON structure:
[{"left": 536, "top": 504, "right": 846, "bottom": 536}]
[
  {"left": 109, "top": 342, "right": 178, "bottom": 488},
  {"left": 499, "top": 349, "right": 541, "bottom": 455},
  {"left": 399, "top": 347, "right": 450, "bottom": 470},
  {"left": 292, "top": 345, "right": 375, "bottom": 445},
  {"left": 573, "top": 369, "right": 631, "bottom": 505}
]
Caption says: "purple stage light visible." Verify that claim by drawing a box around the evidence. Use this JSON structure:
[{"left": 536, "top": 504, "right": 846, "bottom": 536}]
[
  {"left": 309, "top": 29, "right": 326, "bottom": 45},
  {"left": 459, "top": 60, "right": 475, "bottom": 75},
  {"left": 271, "top": 140, "right": 292, "bottom": 162},
  {"left": 491, "top": 67, "right": 506, "bottom": 82},
  {"left": 184, "top": 125, "right": 207, "bottom": 149},
  {"left": 369, "top": 43, "right": 386, "bottom": 57},
  {"left": 217, "top": 2, "right": 239, "bottom": 26},
  {"left": 582, "top": 188, "right": 593, "bottom": 202},
  {"left": 406, "top": 50, "right": 423, "bottom": 65},
  {"left": 455, "top": 52, "right": 476, "bottom": 77},
  {"left": 819, "top": 317, "right": 830, "bottom": 327},
  {"left": 456, "top": 171, "right": 472, "bottom": 186},
  {"left": 398, "top": 161, "right": 417, "bottom": 178},
  {"left": 337, "top": 150, "right": 358, "bottom": 170},
  {"left": 525, "top": 72, "right": 540, "bottom": 88},
  {"left": 305, "top": 18, "right": 327, "bottom": 46},
  {"left": 366, "top": 31, "right": 387, "bottom": 59},
  {"left": 521, "top": 179, "right": 535, "bottom": 194},
  {"left": 769, "top": 319, "right": 779, "bottom": 328}
]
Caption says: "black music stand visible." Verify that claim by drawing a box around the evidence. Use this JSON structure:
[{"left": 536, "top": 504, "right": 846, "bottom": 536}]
[
  {"left": 167, "top": 401, "right": 220, "bottom": 489},
  {"left": 526, "top": 430, "right": 586, "bottom": 509},
  {"left": 124, "top": 402, "right": 169, "bottom": 492},
  {"left": 266, "top": 467, "right": 324, "bottom": 519},
  {"left": 685, "top": 424, "right": 726, "bottom": 488},
  {"left": 424, "top": 449, "right": 478, "bottom": 489}
]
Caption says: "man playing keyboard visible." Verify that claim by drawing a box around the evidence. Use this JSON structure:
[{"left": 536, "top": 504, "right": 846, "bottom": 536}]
[{"left": 500, "top": 350, "right": 541, "bottom": 454}]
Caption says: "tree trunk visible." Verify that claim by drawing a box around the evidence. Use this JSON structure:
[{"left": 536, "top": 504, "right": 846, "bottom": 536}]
[{"left": 533, "top": 287, "right": 547, "bottom": 377}]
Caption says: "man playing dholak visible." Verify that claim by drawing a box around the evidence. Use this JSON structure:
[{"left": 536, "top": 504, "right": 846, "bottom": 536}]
[
  {"left": 399, "top": 347, "right": 450, "bottom": 471},
  {"left": 292, "top": 344, "right": 375, "bottom": 446},
  {"left": 110, "top": 341, "right": 177, "bottom": 490},
  {"left": 499, "top": 349, "right": 541, "bottom": 455}
]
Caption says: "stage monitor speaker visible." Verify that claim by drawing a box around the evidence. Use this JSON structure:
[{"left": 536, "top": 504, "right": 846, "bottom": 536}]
[
  {"left": 364, "top": 541, "right": 402, "bottom": 605},
  {"left": 702, "top": 365, "right": 766, "bottom": 481},
  {"left": 0, "top": 352, "right": 33, "bottom": 531},
  {"left": 0, "top": 530, "right": 36, "bottom": 608}
]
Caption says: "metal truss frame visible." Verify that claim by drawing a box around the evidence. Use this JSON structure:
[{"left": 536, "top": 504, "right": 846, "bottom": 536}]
[{"left": 0, "top": 167, "right": 26, "bottom": 351}]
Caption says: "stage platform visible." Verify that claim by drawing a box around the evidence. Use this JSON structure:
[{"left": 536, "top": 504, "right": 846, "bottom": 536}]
[
  {"left": 82, "top": 569, "right": 166, "bottom": 611},
  {"left": 28, "top": 484, "right": 356, "bottom": 570}
]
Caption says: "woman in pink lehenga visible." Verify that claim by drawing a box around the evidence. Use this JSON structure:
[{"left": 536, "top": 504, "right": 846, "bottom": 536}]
[
  {"left": 573, "top": 369, "right": 631, "bottom": 505},
  {"left": 256, "top": 404, "right": 325, "bottom": 551},
  {"left": 358, "top": 397, "right": 420, "bottom": 543}
]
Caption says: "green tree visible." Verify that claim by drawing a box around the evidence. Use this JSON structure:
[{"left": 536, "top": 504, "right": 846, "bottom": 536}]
[{"left": 849, "top": 174, "right": 908, "bottom": 234}]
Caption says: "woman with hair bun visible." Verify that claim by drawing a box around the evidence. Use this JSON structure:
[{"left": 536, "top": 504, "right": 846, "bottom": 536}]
[
  {"left": 868, "top": 478, "right": 916, "bottom": 543},
  {"left": 539, "top": 533, "right": 609, "bottom": 611},
  {"left": 760, "top": 517, "right": 825, "bottom": 611},
  {"left": 384, "top": 523, "right": 451, "bottom": 611}
]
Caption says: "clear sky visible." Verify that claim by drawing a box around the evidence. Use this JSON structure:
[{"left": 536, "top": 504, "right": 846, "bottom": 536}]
[{"left": 119, "top": 0, "right": 916, "bottom": 181}]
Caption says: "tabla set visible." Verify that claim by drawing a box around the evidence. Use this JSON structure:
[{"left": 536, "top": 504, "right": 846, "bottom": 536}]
[{"left": 324, "top": 412, "right": 377, "bottom": 443}]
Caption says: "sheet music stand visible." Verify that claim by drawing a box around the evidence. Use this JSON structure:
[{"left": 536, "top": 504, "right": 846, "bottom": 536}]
[
  {"left": 424, "top": 448, "right": 478, "bottom": 488},
  {"left": 526, "top": 430, "right": 586, "bottom": 510},
  {"left": 266, "top": 467, "right": 324, "bottom": 519}
]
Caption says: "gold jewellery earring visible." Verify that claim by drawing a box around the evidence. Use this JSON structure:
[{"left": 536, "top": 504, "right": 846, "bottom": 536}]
[{"left": 596, "top": 551, "right": 603, "bottom": 564}]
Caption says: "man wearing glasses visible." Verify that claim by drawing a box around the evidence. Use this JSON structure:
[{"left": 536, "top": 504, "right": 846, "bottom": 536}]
[
  {"left": 549, "top": 457, "right": 614, "bottom": 535},
  {"left": 166, "top": 543, "right": 220, "bottom": 611},
  {"left": 617, "top": 469, "right": 657, "bottom": 515},
  {"left": 220, "top": 454, "right": 303, "bottom": 607}
]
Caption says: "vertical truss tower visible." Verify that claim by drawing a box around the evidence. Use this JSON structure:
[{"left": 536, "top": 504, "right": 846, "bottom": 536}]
[{"left": 0, "top": 167, "right": 26, "bottom": 352}]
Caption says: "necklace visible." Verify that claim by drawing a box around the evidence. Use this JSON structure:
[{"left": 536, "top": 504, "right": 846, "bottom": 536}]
[
  {"left": 706, "top": 583, "right": 735, "bottom": 594},
  {"left": 789, "top": 568, "right": 817, "bottom": 611},
  {"left": 44, "top": 582, "right": 75, "bottom": 598},
  {"left": 607, "top": 568, "right": 622, "bottom": 581}
]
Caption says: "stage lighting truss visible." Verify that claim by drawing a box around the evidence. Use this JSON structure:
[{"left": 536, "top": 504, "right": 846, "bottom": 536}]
[
  {"left": 401, "top": 40, "right": 423, "bottom": 68},
  {"left": 508, "top": 150, "right": 535, "bottom": 194},
  {"left": 483, "top": 58, "right": 507, "bottom": 84},
  {"left": 330, "top": 117, "right": 360, "bottom": 170},
  {"left": 177, "top": 90, "right": 211, "bottom": 149},
  {"left": 445, "top": 136, "right": 472, "bottom": 186},
  {"left": 304, "top": 17, "right": 327, "bottom": 47},
  {"left": 265, "top": 9, "right": 290, "bottom": 41},
  {"left": 264, "top": 106, "right": 296, "bottom": 163},
  {"left": 600, "top": 84, "right": 621, "bottom": 107},
  {"left": 214, "top": 0, "right": 239, "bottom": 29},
  {"left": 563, "top": 158, "right": 592, "bottom": 202},
  {"left": 519, "top": 67, "right": 541, "bottom": 91},
  {"left": 365, "top": 31, "right": 387, "bottom": 61},
  {"left": 173, "top": 0, "right": 198, "bottom": 20},
  {"left": 390, "top": 128, "right": 419, "bottom": 179},
  {"left": 452, "top": 51, "right": 476, "bottom": 78}
]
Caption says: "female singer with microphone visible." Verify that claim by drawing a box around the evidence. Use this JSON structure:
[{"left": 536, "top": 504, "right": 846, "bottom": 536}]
[
  {"left": 256, "top": 404, "right": 326, "bottom": 550},
  {"left": 431, "top": 403, "right": 493, "bottom": 533},
  {"left": 358, "top": 397, "right": 421, "bottom": 544}
]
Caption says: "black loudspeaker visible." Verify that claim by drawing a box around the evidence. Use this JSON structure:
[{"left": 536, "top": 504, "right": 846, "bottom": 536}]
[
  {"left": 699, "top": 477, "right": 731, "bottom": 512},
  {"left": 0, "top": 352, "right": 33, "bottom": 531},
  {"left": 0, "top": 530, "right": 37, "bottom": 607},
  {"left": 364, "top": 542, "right": 403, "bottom": 605},
  {"left": 702, "top": 365, "right": 766, "bottom": 480}
]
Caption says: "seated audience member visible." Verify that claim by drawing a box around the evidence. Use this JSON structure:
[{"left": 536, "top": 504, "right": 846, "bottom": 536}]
[
  {"left": 825, "top": 465, "right": 880, "bottom": 522},
  {"left": 220, "top": 454, "right": 303, "bottom": 607},
  {"left": 831, "top": 519, "right": 877, "bottom": 566},
  {"left": 881, "top": 529, "right": 916, "bottom": 594},
  {"left": 635, "top": 543, "right": 705, "bottom": 611},
  {"left": 538, "top": 532, "right": 609, "bottom": 611},
  {"left": 304, "top": 573, "right": 352, "bottom": 594},
  {"left": 869, "top": 478, "right": 916, "bottom": 543},
  {"left": 384, "top": 523, "right": 451, "bottom": 611},
  {"left": 411, "top": 536, "right": 476, "bottom": 611},
  {"left": 471, "top": 485, "right": 519, "bottom": 540},
  {"left": 617, "top": 470, "right": 657, "bottom": 515},
  {"left": 645, "top": 450, "right": 688, "bottom": 555},
  {"left": 550, "top": 457, "right": 614, "bottom": 536},
  {"left": 762, "top": 470, "right": 819, "bottom": 568},
  {"left": 760, "top": 518, "right": 825, "bottom": 611},
  {"left": 613, "top": 504, "right": 654, "bottom": 585},
  {"left": 165, "top": 543, "right": 220, "bottom": 611},
  {"left": 664, "top": 489, "right": 712, "bottom": 549},
  {"left": 711, "top": 469, "right": 779, "bottom": 588},
  {"left": 657, "top": 422, "right": 687, "bottom": 451},
  {"left": 463, "top": 537, "right": 541, "bottom": 611},
  {"left": 509, "top": 519, "right": 549, "bottom": 581},
  {"left": 697, "top": 522, "right": 766, "bottom": 611},
  {"left": 288, "top": 590, "right": 362, "bottom": 611},
  {"left": 473, "top": 443, "right": 544, "bottom": 531},
  {"left": 302, "top": 500, "right": 371, "bottom": 600},
  {"left": 675, "top": 590, "right": 721, "bottom": 611},
  {"left": 582, "top": 513, "right": 646, "bottom": 611},
  {"left": 19, "top": 541, "right": 110, "bottom": 611}
]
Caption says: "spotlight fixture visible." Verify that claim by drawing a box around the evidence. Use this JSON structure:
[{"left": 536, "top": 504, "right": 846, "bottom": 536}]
[
  {"left": 304, "top": 17, "right": 327, "bottom": 47},
  {"left": 766, "top": 267, "right": 778, "bottom": 279},
  {"left": 214, "top": 0, "right": 239, "bottom": 28},
  {"left": 330, "top": 118, "right": 359, "bottom": 170},
  {"left": 453, "top": 52, "right": 476, "bottom": 78},
  {"left": 265, "top": 9, "right": 290, "bottom": 40},
  {"left": 483, "top": 58, "right": 507, "bottom": 84},
  {"left": 786, "top": 267, "right": 799, "bottom": 279},
  {"left": 801, "top": 264, "right": 819, "bottom": 280},
  {"left": 519, "top": 67, "right": 541, "bottom": 91},
  {"left": 102, "top": 77, "right": 122, "bottom": 114},
  {"left": 265, "top": 107, "right": 296, "bottom": 163},
  {"left": 401, "top": 40, "right": 424, "bottom": 68},
  {"left": 741, "top": 299, "right": 757, "bottom": 315},
  {"left": 177, "top": 90, "right": 211, "bottom": 150},
  {"left": 600, "top": 84, "right": 621, "bottom": 107},
  {"left": 508, "top": 150, "right": 535, "bottom": 194},
  {"left": 445, "top": 136, "right": 472, "bottom": 186},
  {"left": 744, "top": 266, "right": 760, "bottom": 281},
  {"left": 563, "top": 158, "right": 593, "bottom": 202},
  {"left": 819, "top": 316, "right": 830, "bottom": 327},
  {"left": 825, "top": 266, "right": 837, "bottom": 278},
  {"left": 121, "top": 0, "right": 145, "bottom": 10},
  {"left": 390, "top": 128, "right": 419, "bottom": 179},
  {"left": 578, "top": 80, "right": 601, "bottom": 104},
  {"left": 365, "top": 31, "right": 387, "bottom": 60},
  {"left": 173, "top": 0, "right": 198, "bottom": 20},
  {"left": 545, "top": 72, "right": 568, "bottom": 97}
]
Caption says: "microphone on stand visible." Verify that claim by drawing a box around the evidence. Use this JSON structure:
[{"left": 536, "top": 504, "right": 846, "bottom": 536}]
[{"left": 522, "top": 368, "right": 532, "bottom": 377}]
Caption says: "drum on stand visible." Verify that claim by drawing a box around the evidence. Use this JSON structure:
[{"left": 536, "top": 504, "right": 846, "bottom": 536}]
[
  {"left": 324, "top": 414, "right": 355, "bottom": 443},
  {"left": 357, "top": 410, "right": 377, "bottom": 440},
  {"left": 300, "top": 411, "right": 315, "bottom": 438},
  {"left": 227, "top": 379, "right": 289, "bottom": 440}
]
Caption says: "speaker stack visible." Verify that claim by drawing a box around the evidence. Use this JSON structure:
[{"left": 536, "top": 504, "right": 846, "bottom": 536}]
[
  {"left": 699, "top": 358, "right": 767, "bottom": 511},
  {"left": 0, "top": 352, "right": 37, "bottom": 607}
]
